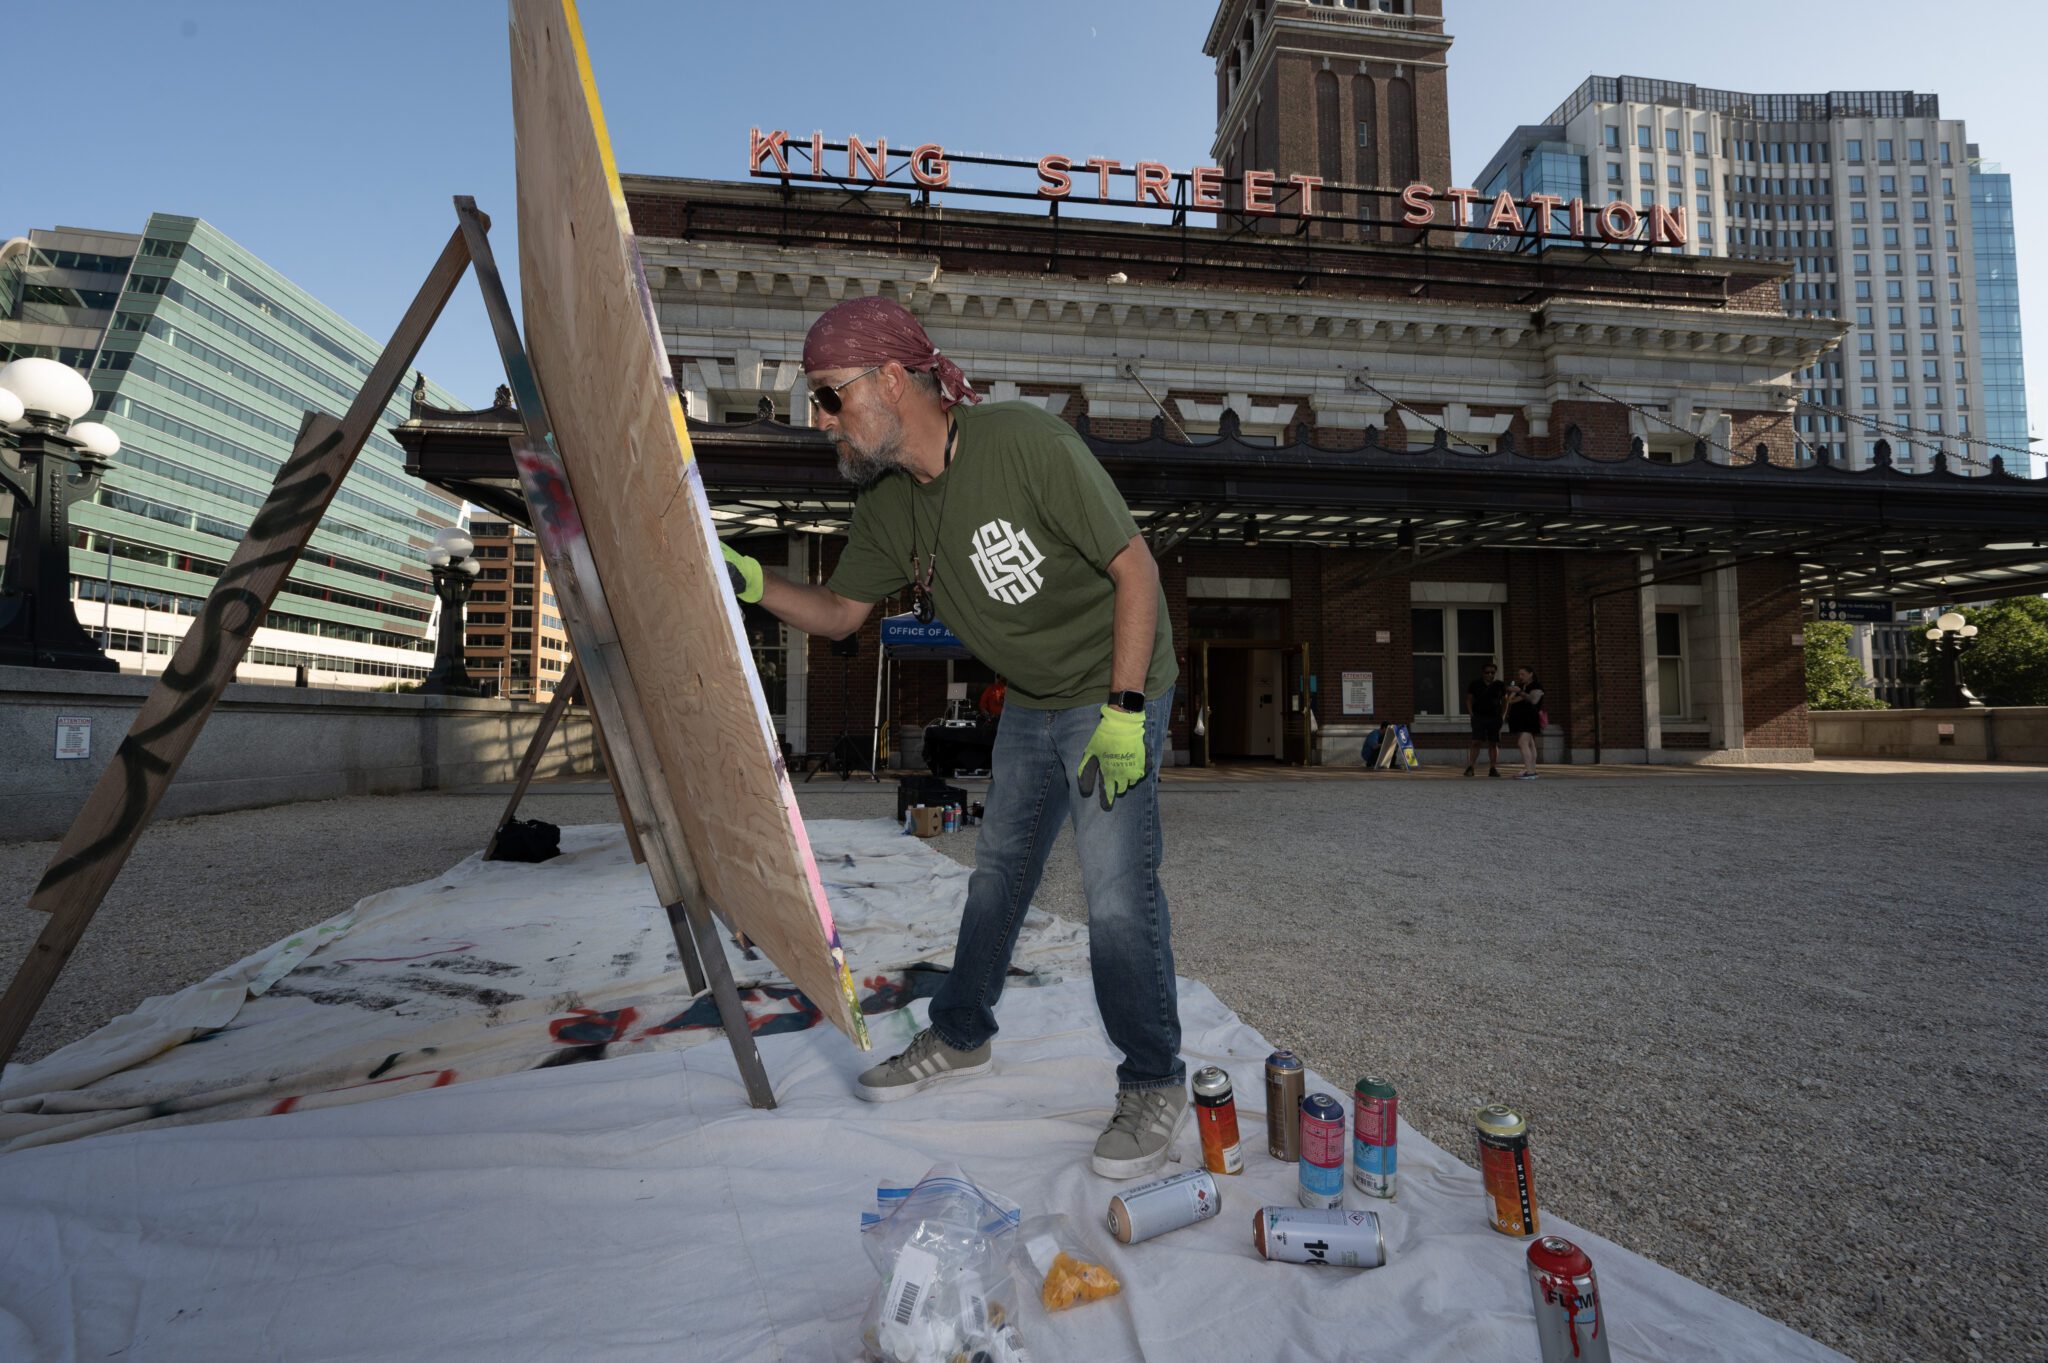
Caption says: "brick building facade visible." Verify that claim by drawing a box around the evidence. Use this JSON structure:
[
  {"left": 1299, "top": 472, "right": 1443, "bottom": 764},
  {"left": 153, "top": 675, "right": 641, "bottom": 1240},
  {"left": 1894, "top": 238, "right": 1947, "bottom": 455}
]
[{"left": 614, "top": 0, "right": 1861, "bottom": 768}]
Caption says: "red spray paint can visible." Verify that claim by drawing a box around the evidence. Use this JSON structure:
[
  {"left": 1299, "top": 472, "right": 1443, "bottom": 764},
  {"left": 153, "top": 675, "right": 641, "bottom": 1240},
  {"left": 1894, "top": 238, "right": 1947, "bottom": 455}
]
[{"left": 1527, "top": 1235, "right": 1611, "bottom": 1363}]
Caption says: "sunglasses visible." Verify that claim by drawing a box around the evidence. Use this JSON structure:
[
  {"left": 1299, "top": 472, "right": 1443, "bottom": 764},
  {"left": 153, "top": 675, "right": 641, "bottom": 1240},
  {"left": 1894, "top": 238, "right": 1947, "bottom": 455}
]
[{"left": 807, "top": 364, "right": 884, "bottom": 416}]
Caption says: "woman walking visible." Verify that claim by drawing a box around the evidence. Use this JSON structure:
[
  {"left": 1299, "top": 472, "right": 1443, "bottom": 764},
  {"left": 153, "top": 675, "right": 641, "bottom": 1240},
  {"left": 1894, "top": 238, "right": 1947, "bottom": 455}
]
[{"left": 1504, "top": 666, "right": 1545, "bottom": 780}]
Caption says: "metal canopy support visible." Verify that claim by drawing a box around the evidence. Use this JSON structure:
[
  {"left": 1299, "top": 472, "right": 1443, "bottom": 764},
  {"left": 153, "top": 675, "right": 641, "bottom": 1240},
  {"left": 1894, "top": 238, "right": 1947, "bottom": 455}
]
[{"left": 401, "top": 413, "right": 2048, "bottom": 607}]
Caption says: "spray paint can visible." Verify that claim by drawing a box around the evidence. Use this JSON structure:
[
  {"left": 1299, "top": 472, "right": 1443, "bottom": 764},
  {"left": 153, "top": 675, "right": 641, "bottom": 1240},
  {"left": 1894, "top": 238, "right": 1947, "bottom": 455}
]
[
  {"left": 1352, "top": 1075, "right": 1397, "bottom": 1199},
  {"left": 1527, "top": 1235, "right": 1610, "bottom": 1363},
  {"left": 1298, "top": 1092, "right": 1346, "bottom": 1209},
  {"left": 1476, "top": 1104, "right": 1539, "bottom": 1237},
  {"left": 1107, "top": 1167, "right": 1220, "bottom": 1245},
  {"left": 1252, "top": 1206, "right": 1387, "bottom": 1269},
  {"left": 902, "top": 805, "right": 916, "bottom": 835},
  {"left": 943, "top": 805, "right": 956, "bottom": 833},
  {"left": 1264, "top": 1050, "right": 1305, "bottom": 1161},
  {"left": 1192, "top": 1067, "right": 1244, "bottom": 1175}
]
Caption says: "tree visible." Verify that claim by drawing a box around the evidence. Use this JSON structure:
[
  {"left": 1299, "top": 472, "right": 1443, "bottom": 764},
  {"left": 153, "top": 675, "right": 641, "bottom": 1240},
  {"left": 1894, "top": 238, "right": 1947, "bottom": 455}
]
[
  {"left": 1805, "top": 620, "right": 1886, "bottom": 710},
  {"left": 1947, "top": 597, "right": 2048, "bottom": 706}
]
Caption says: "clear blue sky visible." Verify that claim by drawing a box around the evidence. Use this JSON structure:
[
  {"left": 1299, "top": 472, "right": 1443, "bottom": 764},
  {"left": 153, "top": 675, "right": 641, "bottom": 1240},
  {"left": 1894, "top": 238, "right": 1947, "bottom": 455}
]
[{"left": 11, "top": 0, "right": 2043, "bottom": 460}]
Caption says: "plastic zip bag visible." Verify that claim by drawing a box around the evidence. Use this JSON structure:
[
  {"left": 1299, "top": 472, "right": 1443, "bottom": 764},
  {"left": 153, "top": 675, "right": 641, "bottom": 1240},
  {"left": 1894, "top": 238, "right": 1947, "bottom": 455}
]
[{"left": 857, "top": 1164, "right": 1035, "bottom": 1363}]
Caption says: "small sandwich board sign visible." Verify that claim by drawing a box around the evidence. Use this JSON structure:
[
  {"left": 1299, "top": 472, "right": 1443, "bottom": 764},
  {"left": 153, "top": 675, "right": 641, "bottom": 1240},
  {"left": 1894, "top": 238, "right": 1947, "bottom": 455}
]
[{"left": 1372, "top": 723, "right": 1421, "bottom": 771}]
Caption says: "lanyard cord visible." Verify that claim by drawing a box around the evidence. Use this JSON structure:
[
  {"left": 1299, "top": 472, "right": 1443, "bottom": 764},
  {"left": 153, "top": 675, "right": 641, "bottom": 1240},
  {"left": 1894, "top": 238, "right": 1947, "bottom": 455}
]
[{"left": 910, "top": 421, "right": 959, "bottom": 615}]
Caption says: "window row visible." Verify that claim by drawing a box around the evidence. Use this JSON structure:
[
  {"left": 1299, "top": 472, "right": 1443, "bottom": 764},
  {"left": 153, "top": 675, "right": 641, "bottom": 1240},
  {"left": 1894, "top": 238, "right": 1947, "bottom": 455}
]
[
  {"left": 1843, "top": 138, "right": 1951, "bottom": 165},
  {"left": 1604, "top": 126, "right": 1711, "bottom": 155}
]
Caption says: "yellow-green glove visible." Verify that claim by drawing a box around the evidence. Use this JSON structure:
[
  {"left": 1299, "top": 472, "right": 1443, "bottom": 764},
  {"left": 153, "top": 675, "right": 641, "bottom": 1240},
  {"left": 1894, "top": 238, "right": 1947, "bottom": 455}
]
[
  {"left": 721, "top": 543, "right": 764, "bottom": 604},
  {"left": 1077, "top": 704, "right": 1148, "bottom": 811}
]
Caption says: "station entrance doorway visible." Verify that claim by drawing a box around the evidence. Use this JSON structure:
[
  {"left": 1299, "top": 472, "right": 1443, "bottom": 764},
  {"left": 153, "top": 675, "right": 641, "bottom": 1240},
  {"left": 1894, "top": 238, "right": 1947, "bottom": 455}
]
[{"left": 1187, "top": 637, "right": 1312, "bottom": 766}]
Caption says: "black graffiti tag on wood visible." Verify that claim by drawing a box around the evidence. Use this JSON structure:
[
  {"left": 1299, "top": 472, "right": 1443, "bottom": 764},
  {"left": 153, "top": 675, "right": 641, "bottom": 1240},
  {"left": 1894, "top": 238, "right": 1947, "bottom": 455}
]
[{"left": 33, "top": 421, "right": 345, "bottom": 900}]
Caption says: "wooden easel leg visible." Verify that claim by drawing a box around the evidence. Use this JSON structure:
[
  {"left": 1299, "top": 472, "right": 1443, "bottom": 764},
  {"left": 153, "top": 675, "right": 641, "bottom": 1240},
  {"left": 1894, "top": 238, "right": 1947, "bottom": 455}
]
[
  {"left": 586, "top": 700, "right": 646, "bottom": 866},
  {"left": 485, "top": 658, "right": 584, "bottom": 859},
  {"left": 680, "top": 897, "right": 776, "bottom": 1109},
  {"left": 0, "top": 226, "right": 476, "bottom": 1069}
]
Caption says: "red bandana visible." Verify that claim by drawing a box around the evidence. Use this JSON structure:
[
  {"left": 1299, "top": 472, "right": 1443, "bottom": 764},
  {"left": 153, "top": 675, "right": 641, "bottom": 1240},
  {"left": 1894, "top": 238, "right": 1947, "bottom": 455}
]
[{"left": 802, "top": 296, "right": 979, "bottom": 409}]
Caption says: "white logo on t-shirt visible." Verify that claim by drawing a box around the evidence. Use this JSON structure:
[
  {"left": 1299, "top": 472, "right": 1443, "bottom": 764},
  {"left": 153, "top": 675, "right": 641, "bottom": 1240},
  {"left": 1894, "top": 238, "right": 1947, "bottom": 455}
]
[{"left": 969, "top": 518, "right": 1046, "bottom": 604}]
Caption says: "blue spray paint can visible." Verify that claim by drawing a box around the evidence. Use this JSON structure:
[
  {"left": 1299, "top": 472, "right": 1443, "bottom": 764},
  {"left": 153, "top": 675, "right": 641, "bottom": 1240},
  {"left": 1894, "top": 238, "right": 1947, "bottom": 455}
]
[{"left": 1298, "top": 1092, "right": 1346, "bottom": 1209}]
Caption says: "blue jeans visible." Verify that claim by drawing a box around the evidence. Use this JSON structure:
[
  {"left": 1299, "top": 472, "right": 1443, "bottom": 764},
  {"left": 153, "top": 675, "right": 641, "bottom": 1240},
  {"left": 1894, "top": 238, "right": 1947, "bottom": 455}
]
[{"left": 929, "top": 688, "right": 1183, "bottom": 1091}]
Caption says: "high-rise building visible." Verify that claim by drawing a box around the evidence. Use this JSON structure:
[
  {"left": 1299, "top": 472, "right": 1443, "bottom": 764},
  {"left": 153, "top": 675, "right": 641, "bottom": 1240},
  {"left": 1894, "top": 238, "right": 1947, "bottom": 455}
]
[
  {"left": 1, "top": 214, "right": 468, "bottom": 686},
  {"left": 459, "top": 517, "right": 570, "bottom": 702},
  {"left": 1485, "top": 77, "right": 2029, "bottom": 476},
  {"left": 0, "top": 226, "right": 137, "bottom": 370},
  {"left": 1968, "top": 150, "right": 2034, "bottom": 475}
]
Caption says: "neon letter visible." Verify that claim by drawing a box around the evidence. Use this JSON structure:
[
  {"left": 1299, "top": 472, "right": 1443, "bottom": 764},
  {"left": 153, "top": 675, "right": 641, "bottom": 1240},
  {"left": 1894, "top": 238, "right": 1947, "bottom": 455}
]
[
  {"left": 1085, "top": 157, "right": 1123, "bottom": 200},
  {"left": 1647, "top": 203, "right": 1689, "bottom": 245},
  {"left": 749, "top": 127, "right": 789, "bottom": 175},
  {"left": 1486, "top": 190, "right": 1525, "bottom": 233},
  {"left": 849, "top": 136, "right": 888, "bottom": 182},
  {"left": 911, "top": 143, "right": 951, "bottom": 189},
  {"left": 1134, "top": 161, "right": 1173, "bottom": 205},
  {"left": 1526, "top": 193, "right": 1565, "bottom": 235},
  {"left": 1596, "top": 200, "right": 1640, "bottom": 243},
  {"left": 1244, "top": 170, "right": 1277, "bottom": 214}
]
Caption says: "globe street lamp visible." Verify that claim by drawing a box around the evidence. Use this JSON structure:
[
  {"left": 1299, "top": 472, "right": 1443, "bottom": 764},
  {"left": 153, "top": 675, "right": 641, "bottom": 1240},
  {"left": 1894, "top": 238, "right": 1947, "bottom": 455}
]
[
  {"left": 415, "top": 525, "right": 483, "bottom": 695},
  {"left": 0, "top": 357, "right": 122, "bottom": 671},
  {"left": 1922, "top": 610, "right": 1983, "bottom": 708}
]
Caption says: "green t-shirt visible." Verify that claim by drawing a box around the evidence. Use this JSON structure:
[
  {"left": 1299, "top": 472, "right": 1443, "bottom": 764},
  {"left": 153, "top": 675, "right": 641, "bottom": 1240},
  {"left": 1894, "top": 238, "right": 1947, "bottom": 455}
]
[{"left": 827, "top": 401, "right": 1177, "bottom": 709}]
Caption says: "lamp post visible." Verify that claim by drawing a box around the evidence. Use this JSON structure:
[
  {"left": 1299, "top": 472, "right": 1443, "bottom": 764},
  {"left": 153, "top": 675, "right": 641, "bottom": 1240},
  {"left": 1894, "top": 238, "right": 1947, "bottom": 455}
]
[
  {"left": 415, "top": 525, "right": 482, "bottom": 695},
  {"left": 0, "top": 357, "right": 122, "bottom": 671},
  {"left": 1922, "top": 610, "right": 1983, "bottom": 708}
]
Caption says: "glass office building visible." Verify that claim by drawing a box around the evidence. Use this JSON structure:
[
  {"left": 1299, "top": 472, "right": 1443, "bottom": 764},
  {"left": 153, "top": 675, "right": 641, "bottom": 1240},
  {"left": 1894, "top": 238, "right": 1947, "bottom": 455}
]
[
  {"left": 0, "top": 215, "right": 468, "bottom": 685},
  {"left": 1969, "top": 158, "right": 2034, "bottom": 474},
  {"left": 1486, "top": 79, "right": 2038, "bottom": 475},
  {"left": 1469, "top": 127, "right": 1589, "bottom": 253}
]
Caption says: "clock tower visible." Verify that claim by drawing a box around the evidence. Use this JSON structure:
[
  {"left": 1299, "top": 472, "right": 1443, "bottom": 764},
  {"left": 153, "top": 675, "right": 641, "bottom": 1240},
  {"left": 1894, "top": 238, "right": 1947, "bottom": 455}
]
[{"left": 1204, "top": 0, "right": 1453, "bottom": 233}]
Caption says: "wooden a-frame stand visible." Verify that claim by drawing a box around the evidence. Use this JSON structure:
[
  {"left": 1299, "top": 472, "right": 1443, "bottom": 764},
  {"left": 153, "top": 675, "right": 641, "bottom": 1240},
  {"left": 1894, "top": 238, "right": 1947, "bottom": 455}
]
[{"left": 0, "top": 201, "right": 774, "bottom": 1106}]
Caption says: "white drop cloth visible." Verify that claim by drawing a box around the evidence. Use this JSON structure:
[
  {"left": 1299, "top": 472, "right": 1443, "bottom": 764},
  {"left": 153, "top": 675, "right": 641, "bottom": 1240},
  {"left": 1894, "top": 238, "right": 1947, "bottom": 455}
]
[
  {"left": 0, "top": 821, "right": 1086, "bottom": 1151},
  {"left": 0, "top": 974, "right": 1844, "bottom": 1363}
]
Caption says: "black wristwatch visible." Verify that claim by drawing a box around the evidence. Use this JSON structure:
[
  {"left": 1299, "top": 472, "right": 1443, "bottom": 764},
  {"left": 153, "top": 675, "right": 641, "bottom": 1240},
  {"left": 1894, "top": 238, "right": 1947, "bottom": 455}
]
[{"left": 1108, "top": 689, "right": 1146, "bottom": 713}]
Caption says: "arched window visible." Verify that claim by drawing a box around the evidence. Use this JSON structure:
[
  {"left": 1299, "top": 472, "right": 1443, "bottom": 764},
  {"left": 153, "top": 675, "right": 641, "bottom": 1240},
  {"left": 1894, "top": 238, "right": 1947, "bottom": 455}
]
[
  {"left": 1239, "top": 125, "right": 1253, "bottom": 212},
  {"left": 1388, "top": 76, "right": 1418, "bottom": 186},
  {"left": 1352, "top": 73, "right": 1378, "bottom": 183},
  {"left": 1316, "top": 71, "right": 1342, "bottom": 233},
  {"left": 1316, "top": 72, "right": 1343, "bottom": 185}
]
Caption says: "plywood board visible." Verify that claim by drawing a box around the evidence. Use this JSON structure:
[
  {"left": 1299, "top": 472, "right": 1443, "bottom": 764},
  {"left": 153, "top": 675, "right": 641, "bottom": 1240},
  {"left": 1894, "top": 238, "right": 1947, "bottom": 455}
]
[{"left": 508, "top": 0, "right": 866, "bottom": 1048}]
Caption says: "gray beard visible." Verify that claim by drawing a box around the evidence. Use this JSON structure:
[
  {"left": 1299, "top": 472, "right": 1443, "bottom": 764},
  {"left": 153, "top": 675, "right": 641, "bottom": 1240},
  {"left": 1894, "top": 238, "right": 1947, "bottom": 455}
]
[{"left": 834, "top": 417, "right": 909, "bottom": 489}]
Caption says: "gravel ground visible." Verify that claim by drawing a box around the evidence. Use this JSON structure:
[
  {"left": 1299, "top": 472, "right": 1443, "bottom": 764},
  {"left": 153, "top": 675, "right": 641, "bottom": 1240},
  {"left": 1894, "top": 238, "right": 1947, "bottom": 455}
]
[{"left": 4, "top": 766, "right": 2044, "bottom": 1363}]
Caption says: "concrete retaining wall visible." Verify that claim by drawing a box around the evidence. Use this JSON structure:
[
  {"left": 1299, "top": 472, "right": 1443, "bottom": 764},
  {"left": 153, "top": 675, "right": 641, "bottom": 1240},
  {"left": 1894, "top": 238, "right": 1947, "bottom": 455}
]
[
  {"left": 1810, "top": 706, "right": 2048, "bottom": 763},
  {"left": 2, "top": 665, "right": 602, "bottom": 842}
]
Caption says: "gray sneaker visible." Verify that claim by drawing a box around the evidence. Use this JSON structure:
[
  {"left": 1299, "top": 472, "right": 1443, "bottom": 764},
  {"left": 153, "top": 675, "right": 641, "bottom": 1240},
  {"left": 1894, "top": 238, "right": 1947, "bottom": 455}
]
[
  {"left": 1091, "top": 1085, "right": 1190, "bottom": 1179},
  {"left": 854, "top": 1027, "right": 992, "bottom": 1103}
]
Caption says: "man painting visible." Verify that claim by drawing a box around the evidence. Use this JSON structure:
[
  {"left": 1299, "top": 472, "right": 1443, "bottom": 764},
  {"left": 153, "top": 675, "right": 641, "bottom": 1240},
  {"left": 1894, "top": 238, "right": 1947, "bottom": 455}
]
[{"left": 720, "top": 297, "right": 1184, "bottom": 1178}]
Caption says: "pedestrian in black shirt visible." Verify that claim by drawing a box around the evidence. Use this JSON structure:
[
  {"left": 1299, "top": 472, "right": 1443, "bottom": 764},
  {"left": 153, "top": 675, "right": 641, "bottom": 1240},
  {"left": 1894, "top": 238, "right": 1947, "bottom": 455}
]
[
  {"left": 1463, "top": 663, "right": 1506, "bottom": 777},
  {"left": 1505, "top": 666, "right": 1545, "bottom": 780}
]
